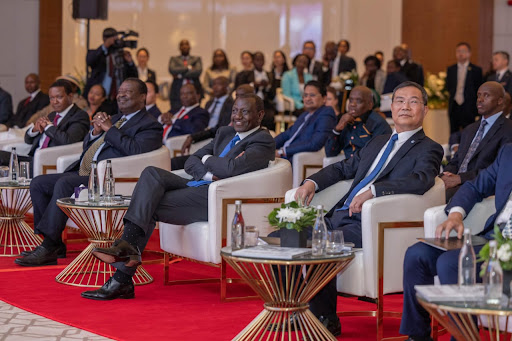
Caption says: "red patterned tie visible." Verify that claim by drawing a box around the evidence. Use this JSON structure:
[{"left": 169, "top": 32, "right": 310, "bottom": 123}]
[
  {"left": 40, "top": 114, "right": 61, "bottom": 149},
  {"left": 24, "top": 97, "right": 31, "bottom": 106}
]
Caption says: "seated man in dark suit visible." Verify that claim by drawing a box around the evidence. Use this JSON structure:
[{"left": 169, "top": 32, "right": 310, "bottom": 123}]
[
  {"left": 144, "top": 80, "right": 161, "bottom": 119},
  {"left": 274, "top": 80, "right": 336, "bottom": 160},
  {"left": 0, "top": 85, "right": 13, "bottom": 126},
  {"left": 0, "top": 80, "right": 90, "bottom": 168},
  {"left": 325, "top": 85, "right": 391, "bottom": 159},
  {"left": 14, "top": 78, "right": 163, "bottom": 267},
  {"left": 400, "top": 143, "right": 512, "bottom": 341},
  {"left": 161, "top": 83, "right": 209, "bottom": 141},
  {"left": 294, "top": 81, "right": 443, "bottom": 335},
  {"left": 82, "top": 93, "right": 275, "bottom": 300},
  {"left": 441, "top": 81, "right": 512, "bottom": 201}
]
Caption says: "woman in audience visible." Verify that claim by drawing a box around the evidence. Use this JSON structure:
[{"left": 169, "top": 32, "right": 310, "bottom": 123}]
[
  {"left": 240, "top": 51, "right": 254, "bottom": 71},
  {"left": 325, "top": 86, "right": 340, "bottom": 116},
  {"left": 202, "top": 49, "right": 236, "bottom": 97},
  {"left": 281, "top": 54, "right": 312, "bottom": 115},
  {"left": 86, "top": 84, "right": 116, "bottom": 120},
  {"left": 270, "top": 50, "right": 289, "bottom": 89},
  {"left": 359, "top": 55, "right": 386, "bottom": 95},
  {"left": 136, "top": 48, "right": 156, "bottom": 83}
]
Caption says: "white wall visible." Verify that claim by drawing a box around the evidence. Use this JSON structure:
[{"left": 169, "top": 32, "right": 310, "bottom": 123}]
[
  {"left": 494, "top": 0, "right": 512, "bottom": 59},
  {"left": 0, "top": 0, "right": 39, "bottom": 104}
]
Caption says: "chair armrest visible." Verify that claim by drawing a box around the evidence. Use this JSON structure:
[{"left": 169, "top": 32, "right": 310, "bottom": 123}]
[
  {"left": 291, "top": 149, "right": 325, "bottom": 188},
  {"left": 323, "top": 154, "right": 345, "bottom": 168},
  {"left": 56, "top": 153, "right": 81, "bottom": 173},
  {"left": 2, "top": 141, "right": 31, "bottom": 156},
  {"left": 165, "top": 135, "right": 189, "bottom": 158},
  {"left": 285, "top": 179, "right": 353, "bottom": 212},
  {"left": 32, "top": 142, "right": 83, "bottom": 177},
  {"left": 171, "top": 169, "right": 191, "bottom": 179},
  {"left": 190, "top": 138, "right": 212, "bottom": 154}
]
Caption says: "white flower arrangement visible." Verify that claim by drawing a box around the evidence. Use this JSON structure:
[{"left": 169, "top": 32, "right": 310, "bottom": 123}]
[
  {"left": 268, "top": 201, "right": 318, "bottom": 232},
  {"left": 424, "top": 72, "right": 449, "bottom": 109}
]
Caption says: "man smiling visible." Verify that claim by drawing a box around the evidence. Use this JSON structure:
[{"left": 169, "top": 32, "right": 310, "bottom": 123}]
[{"left": 83, "top": 93, "right": 275, "bottom": 300}]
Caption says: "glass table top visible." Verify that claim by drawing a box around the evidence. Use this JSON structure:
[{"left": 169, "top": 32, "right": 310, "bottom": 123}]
[
  {"left": 0, "top": 181, "right": 30, "bottom": 189},
  {"left": 57, "top": 197, "right": 131, "bottom": 209},
  {"left": 221, "top": 246, "right": 354, "bottom": 263}
]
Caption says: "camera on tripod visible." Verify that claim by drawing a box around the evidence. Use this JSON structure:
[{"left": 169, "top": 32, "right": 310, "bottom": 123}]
[{"left": 112, "top": 30, "right": 139, "bottom": 50}]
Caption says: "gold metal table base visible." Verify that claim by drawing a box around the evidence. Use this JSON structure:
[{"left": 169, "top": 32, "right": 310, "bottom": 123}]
[
  {"left": 0, "top": 185, "right": 42, "bottom": 256},
  {"left": 56, "top": 200, "right": 153, "bottom": 287},
  {"left": 222, "top": 253, "right": 354, "bottom": 341}
]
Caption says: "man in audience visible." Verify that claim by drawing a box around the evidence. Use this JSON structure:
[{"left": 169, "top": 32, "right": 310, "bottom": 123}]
[
  {"left": 441, "top": 81, "right": 512, "bottom": 201},
  {"left": 145, "top": 80, "right": 161, "bottom": 119},
  {"left": 274, "top": 80, "right": 336, "bottom": 160},
  {"left": 302, "top": 40, "right": 324, "bottom": 82},
  {"left": 161, "top": 83, "right": 209, "bottom": 141},
  {"left": 0, "top": 84, "right": 13, "bottom": 126},
  {"left": 82, "top": 93, "right": 275, "bottom": 300},
  {"left": 325, "top": 86, "right": 391, "bottom": 159},
  {"left": 332, "top": 39, "right": 357, "bottom": 77},
  {"left": 172, "top": 76, "right": 234, "bottom": 170},
  {"left": 84, "top": 28, "right": 138, "bottom": 99},
  {"left": 446, "top": 42, "right": 483, "bottom": 133},
  {"left": 400, "top": 144, "right": 512, "bottom": 341},
  {"left": 321, "top": 41, "right": 338, "bottom": 85},
  {"left": 168, "top": 39, "right": 203, "bottom": 109},
  {"left": 3, "top": 73, "right": 49, "bottom": 130},
  {"left": 487, "top": 51, "right": 512, "bottom": 95},
  {"left": 0, "top": 80, "right": 89, "bottom": 167},
  {"left": 294, "top": 81, "right": 443, "bottom": 335},
  {"left": 14, "top": 78, "right": 163, "bottom": 267},
  {"left": 393, "top": 45, "right": 424, "bottom": 86},
  {"left": 383, "top": 60, "right": 408, "bottom": 95},
  {"left": 136, "top": 48, "right": 156, "bottom": 83}
]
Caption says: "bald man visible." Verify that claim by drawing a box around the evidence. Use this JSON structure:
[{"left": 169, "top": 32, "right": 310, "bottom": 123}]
[{"left": 325, "top": 86, "right": 391, "bottom": 159}]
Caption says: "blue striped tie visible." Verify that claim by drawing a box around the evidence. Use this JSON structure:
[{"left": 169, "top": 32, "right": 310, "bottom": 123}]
[
  {"left": 337, "top": 134, "right": 398, "bottom": 211},
  {"left": 187, "top": 135, "right": 241, "bottom": 187}
]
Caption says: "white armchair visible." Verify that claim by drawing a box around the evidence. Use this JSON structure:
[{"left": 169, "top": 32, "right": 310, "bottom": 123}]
[
  {"left": 291, "top": 149, "right": 325, "bottom": 188},
  {"left": 323, "top": 153, "right": 345, "bottom": 168},
  {"left": 164, "top": 134, "right": 212, "bottom": 160},
  {"left": 159, "top": 158, "right": 293, "bottom": 301},
  {"left": 31, "top": 142, "right": 83, "bottom": 177},
  {"left": 2, "top": 141, "right": 31, "bottom": 156}
]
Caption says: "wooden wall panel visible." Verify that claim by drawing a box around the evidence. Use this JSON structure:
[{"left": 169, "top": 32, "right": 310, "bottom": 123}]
[{"left": 39, "top": 0, "right": 63, "bottom": 92}]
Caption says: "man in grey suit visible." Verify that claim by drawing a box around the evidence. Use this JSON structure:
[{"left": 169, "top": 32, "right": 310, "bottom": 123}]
[
  {"left": 82, "top": 93, "right": 276, "bottom": 300},
  {"left": 168, "top": 39, "right": 203, "bottom": 109}
]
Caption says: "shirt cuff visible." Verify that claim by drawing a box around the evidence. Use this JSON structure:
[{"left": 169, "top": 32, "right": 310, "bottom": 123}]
[
  {"left": 304, "top": 179, "right": 319, "bottom": 191},
  {"left": 370, "top": 185, "right": 376, "bottom": 197},
  {"left": 203, "top": 172, "right": 213, "bottom": 181},
  {"left": 201, "top": 155, "right": 212, "bottom": 164},
  {"left": 44, "top": 124, "right": 54, "bottom": 131},
  {"left": 90, "top": 131, "right": 102, "bottom": 140},
  {"left": 332, "top": 129, "right": 341, "bottom": 135},
  {"left": 26, "top": 124, "right": 39, "bottom": 137},
  {"left": 449, "top": 206, "right": 467, "bottom": 219}
]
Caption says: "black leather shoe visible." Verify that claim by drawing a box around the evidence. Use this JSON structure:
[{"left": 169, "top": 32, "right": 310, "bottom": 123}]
[
  {"left": 318, "top": 315, "right": 341, "bottom": 337},
  {"left": 14, "top": 246, "right": 58, "bottom": 267},
  {"left": 81, "top": 277, "right": 135, "bottom": 300},
  {"left": 267, "top": 314, "right": 300, "bottom": 331},
  {"left": 20, "top": 243, "right": 66, "bottom": 258},
  {"left": 92, "top": 239, "right": 141, "bottom": 267}
]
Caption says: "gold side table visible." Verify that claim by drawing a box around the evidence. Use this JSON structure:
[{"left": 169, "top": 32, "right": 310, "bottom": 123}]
[
  {"left": 0, "top": 182, "right": 42, "bottom": 256},
  {"left": 417, "top": 294, "right": 512, "bottom": 340},
  {"left": 55, "top": 198, "right": 153, "bottom": 287},
  {"left": 221, "top": 247, "right": 354, "bottom": 341}
]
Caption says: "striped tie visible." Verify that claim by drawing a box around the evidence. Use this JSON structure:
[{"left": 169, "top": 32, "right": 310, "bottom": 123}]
[{"left": 458, "top": 120, "right": 487, "bottom": 174}]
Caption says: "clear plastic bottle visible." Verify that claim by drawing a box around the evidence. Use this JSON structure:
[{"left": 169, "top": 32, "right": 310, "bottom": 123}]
[
  {"left": 8, "top": 147, "right": 18, "bottom": 184},
  {"left": 458, "top": 228, "right": 476, "bottom": 286},
  {"left": 484, "top": 240, "right": 503, "bottom": 304},
  {"left": 312, "top": 205, "right": 327, "bottom": 256},
  {"left": 231, "top": 200, "right": 245, "bottom": 250},
  {"left": 88, "top": 161, "right": 100, "bottom": 202},
  {"left": 103, "top": 160, "right": 115, "bottom": 203}
]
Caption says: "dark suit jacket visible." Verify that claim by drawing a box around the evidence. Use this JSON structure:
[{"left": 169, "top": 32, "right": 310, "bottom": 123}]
[
  {"left": 185, "top": 126, "right": 275, "bottom": 180},
  {"left": 191, "top": 96, "right": 235, "bottom": 143},
  {"left": 166, "top": 106, "right": 210, "bottom": 139},
  {"left": 444, "top": 114, "right": 512, "bottom": 184},
  {"left": 24, "top": 104, "right": 90, "bottom": 157},
  {"left": 147, "top": 68, "right": 157, "bottom": 83},
  {"left": 65, "top": 108, "right": 163, "bottom": 172},
  {"left": 383, "top": 72, "right": 408, "bottom": 94},
  {"left": 91, "top": 100, "right": 118, "bottom": 120},
  {"left": 0, "top": 87, "right": 13, "bottom": 124},
  {"left": 275, "top": 105, "right": 337, "bottom": 160},
  {"left": 309, "top": 60, "right": 325, "bottom": 83},
  {"left": 168, "top": 55, "right": 203, "bottom": 109},
  {"left": 487, "top": 70, "right": 512, "bottom": 95},
  {"left": 446, "top": 143, "right": 512, "bottom": 236},
  {"left": 446, "top": 63, "right": 483, "bottom": 118},
  {"left": 234, "top": 70, "right": 276, "bottom": 103},
  {"left": 309, "top": 130, "right": 443, "bottom": 215},
  {"left": 400, "top": 60, "right": 424, "bottom": 86},
  {"left": 338, "top": 55, "right": 357, "bottom": 73},
  {"left": 8, "top": 91, "right": 50, "bottom": 128},
  {"left": 147, "top": 104, "right": 161, "bottom": 120}
]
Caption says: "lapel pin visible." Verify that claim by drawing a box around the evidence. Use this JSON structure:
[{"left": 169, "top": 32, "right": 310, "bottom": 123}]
[{"left": 411, "top": 140, "right": 415, "bottom": 143}]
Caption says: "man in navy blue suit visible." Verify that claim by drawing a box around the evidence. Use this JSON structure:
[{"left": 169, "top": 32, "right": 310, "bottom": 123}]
[
  {"left": 274, "top": 80, "right": 336, "bottom": 160},
  {"left": 400, "top": 146, "right": 512, "bottom": 340},
  {"left": 15, "top": 78, "right": 163, "bottom": 267},
  {"left": 144, "top": 80, "right": 161, "bottom": 120}
]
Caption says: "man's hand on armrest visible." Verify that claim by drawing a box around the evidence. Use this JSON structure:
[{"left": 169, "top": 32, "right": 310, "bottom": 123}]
[
  {"left": 436, "top": 212, "right": 464, "bottom": 239},
  {"left": 348, "top": 189, "right": 374, "bottom": 216},
  {"left": 181, "top": 135, "right": 193, "bottom": 155}
]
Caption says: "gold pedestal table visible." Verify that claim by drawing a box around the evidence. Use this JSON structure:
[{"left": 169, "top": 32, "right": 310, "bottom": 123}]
[
  {"left": 55, "top": 198, "right": 153, "bottom": 287},
  {"left": 418, "top": 294, "right": 512, "bottom": 340},
  {"left": 0, "top": 182, "right": 42, "bottom": 256},
  {"left": 221, "top": 247, "right": 354, "bottom": 340}
]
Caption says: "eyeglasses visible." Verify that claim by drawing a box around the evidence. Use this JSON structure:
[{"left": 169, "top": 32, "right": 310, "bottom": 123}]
[{"left": 392, "top": 98, "right": 424, "bottom": 107}]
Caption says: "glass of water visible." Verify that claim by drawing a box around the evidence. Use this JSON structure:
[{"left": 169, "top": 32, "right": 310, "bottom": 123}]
[
  {"left": 326, "top": 230, "right": 344, "bottom": 254},
  {"left": 18, "top": 162, "right": 30, "bottom": 185},
  {"left": 244, "top": 226, "right": 259, "bottom": 247}
]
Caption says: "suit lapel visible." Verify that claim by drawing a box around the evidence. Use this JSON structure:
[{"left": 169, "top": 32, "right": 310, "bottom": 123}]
[
  {"left": 352, "top": 136, "right": 390, "bottom": 183},
  {"left": 457, "top": 122, "right": 479, "bottom": 159},
  {"left": 55, "top": 105, "right": 76, "bottom": 128},
  {"left": 472, "top": 114, "right": 504, "bottom": 158},
  {"left": 114, "top": 110, "right": 144, "bottom": 131},
  {"left": 377, "top": 130, "right": 425, "bottom": 180}
]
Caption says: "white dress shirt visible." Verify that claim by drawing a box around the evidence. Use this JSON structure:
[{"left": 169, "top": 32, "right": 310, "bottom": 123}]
[{"left": 207, "top": 95, "right": 228, "bottom": 128}]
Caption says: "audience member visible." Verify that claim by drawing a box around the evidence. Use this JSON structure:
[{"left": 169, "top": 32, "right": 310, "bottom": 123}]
[
  {"left": 332, "top": 39, "right": 357, "bottom": 78},
  {"left": 400, "top": 143, "right": 512, "bottom": 340},
  {"left": 325, "top": 86, "right": 340, "bottom": 116},
  {"left": 270, "top": 50, "right": 289, "bottom": 89},
  {"left": 302, "top": 40, "right": 324, "bottom": 82},
  {"left": 383, "top": 60, "right": 408, "bottom": 95},
  {"left": 446, "top": 42, "right": 483, "bottom": 133},
  {"left": 441, "top": 81, "right": 512, "bottom": 201},
  {"left": 14, "top": 78, "right": 163, "bottom": 267},
  {"left": 161, "top": 83, "right": 209, "bottom": 141},
  {"left": 487, "top": 51, "right": 512, "bottom": 95},
  {"left": 275, "top": 80, "right": 336, "bottom": 160},
  {"left": 294, "top": 81, "right": 443, "bottom": 336},
  {"left": 145, "top": 80, "right": 161, "bottom": 120},
  {"left": 168, "top": 39, "right": 203, "bottom": 109},
  {"left": 85, "top": 84, "right": 116, "bottom": 120},
  {"left": 393, "top": 45, "right": 424, "bottom": 86},
  {"left": 375, "top": 51, "right": 384, "bottom": 64},
  {"left": 281, "top": 54, "right": 313, "bottom": 113},
  {"left": 360, "top": 55, "right": 386, "bottom": 95},
  {"left": 84, "top": 28, "right": 138, "bottom": 100},
  {"left": 325, "top": 86, "right": 391, "bottom": 159},
  {"left": 322, "top": 41, "right": 338, "bottom": 85},
  {"left": 239, "top": 51, "right": 253, "bottom": 72},
  {"left": 202, "top": 49, "right": 236, "bottom": 97},
  {"left": 82, "top": 93, "right": 276, "bottom": 300},
  {"left": 0, "top": 85, "right": 13, "bottom": 126},
  {"left": 136, "top": 48, "right": 156, "bottom": 83},
  {"left": 3, "top": 73, "right": 49, "bottom": 129}
]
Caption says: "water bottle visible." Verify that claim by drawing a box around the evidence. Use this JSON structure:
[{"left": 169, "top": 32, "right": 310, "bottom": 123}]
[
  {"left": 484, "top": 240, "right": 503, "bottom": 304},
  {"left": 103, "top": 160, "right": 115, "bottom": 203},
  {"left": 8, "top": 147, "right": 18, "bottom": 184},
  {"left": 502, "top": 214, "right": 512, "bottom": 239},
  {"left": 458, "top": 228, "right": 476, "bottom": 286},
  {"left": 231, "top": 200, "right": 245, "bottom": 250},
  {"left": 312, "top": 205, "right": 327, "bottom": 256},
  {"left": 88, "top": 161, "right": 100, "bottom": 202}
]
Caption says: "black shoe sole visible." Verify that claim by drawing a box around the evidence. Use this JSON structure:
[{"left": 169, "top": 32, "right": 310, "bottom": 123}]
[
  {"left": 14, "top": 259, "right": 58, "bottom": 267},
  {"left": 92, "top": 251, "right": 142, "bottom": 268},
  {"left": 80, "top": 292, "right": 135, "bottom": 300}
]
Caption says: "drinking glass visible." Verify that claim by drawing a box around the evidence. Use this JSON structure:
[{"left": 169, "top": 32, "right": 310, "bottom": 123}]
[
  {"left": 19, "top": 162, "right": 30, "bottom": 185},
  {"left": 0, "top": 166, "right": 9, "bottom": 180},
  {"left": 326, "top": 230, "right": 344, "bottom": 254},
  {"left": 244, "top": 226, "right": 259, "bottom": 247}
]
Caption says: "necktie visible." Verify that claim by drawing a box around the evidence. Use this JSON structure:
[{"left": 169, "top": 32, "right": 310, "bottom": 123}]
[
  {"left": 79, "top": 118, "right": 127, "bottom": 176},
  {"left": 283, "top": 114, "right": 311, "bottom": 149},
  {"left": 24, "top": 97, "right": 31, "bottom": 107},
  {"left": 458, "top": 120, "right": 488, "bottom": 173},
  {"left": 208, "top": 100, "right": 219, "bottom": 127},
  {"left": 187, "top": 135, "right": 241, "bottom": 187},
  {"left": 40, "top": 114, "right": 61, "bottom": 149},
  {"left": 338, "top": 134, "right": 399, "bottom": 210},
  {"left": 162, "top": 108, "right": 186, "bottom": 140}
]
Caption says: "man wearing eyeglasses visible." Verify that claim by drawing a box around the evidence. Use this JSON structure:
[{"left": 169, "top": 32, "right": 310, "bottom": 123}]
[{"left": 294, "top": 81, "right": 443, "bottom": 336}]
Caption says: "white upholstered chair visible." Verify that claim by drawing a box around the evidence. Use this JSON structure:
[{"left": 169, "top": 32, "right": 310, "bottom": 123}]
[
  {"left": 291, "top": 149, "right": 325, "bottom": 188},
  {"left": 323, "top": 153, "right": 345, "bottom": 168},
  {"left": 164, "top": 134, "right": 212, "bottom": 160},
  {"left": 158, "top": 158, "right": 292, "bottom": 301}
]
